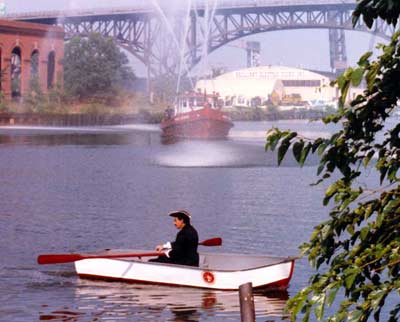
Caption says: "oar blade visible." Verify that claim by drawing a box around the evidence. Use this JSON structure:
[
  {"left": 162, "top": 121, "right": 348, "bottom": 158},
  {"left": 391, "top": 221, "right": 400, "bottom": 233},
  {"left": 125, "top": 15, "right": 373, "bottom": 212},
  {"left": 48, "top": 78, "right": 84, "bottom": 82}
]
[
  {"left": 37, "top": 254, "right": 83, "bottom": 265},
  {"left": 37, "top": 252, "right": 163, "bottom": 265},
  {"left": 199, "top": 237, "right": 222, "bottom": 247}
]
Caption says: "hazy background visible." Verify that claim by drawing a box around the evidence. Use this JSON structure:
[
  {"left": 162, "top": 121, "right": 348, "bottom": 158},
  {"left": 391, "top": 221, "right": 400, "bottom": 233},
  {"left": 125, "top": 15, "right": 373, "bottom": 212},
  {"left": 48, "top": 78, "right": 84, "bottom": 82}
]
[{"left": 3, "top": 0, "right": 382, "bottom": 77}]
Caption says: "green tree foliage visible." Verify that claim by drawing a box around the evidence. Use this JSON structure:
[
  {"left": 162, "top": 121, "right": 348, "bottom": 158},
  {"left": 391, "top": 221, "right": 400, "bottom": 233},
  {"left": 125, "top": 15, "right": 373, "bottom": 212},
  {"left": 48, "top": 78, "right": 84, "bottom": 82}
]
[
  {"left": 0, "top": 66, "right": 9, "bottom": 112},
  {"left": 265, "top": 1, "right": 400, "bottom": 321},
  {"left": 0, "top": 92, "right": 8, "bottom": 112},
  {"left": 64, "top": 33, "right": 135, "bottom": 100}
]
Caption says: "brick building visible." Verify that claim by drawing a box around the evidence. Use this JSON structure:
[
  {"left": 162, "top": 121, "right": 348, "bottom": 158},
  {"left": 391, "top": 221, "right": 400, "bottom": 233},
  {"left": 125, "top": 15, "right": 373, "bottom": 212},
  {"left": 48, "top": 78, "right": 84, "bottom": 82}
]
[{"left": 0, "top": 19, "right": 64, "bottom": 99}]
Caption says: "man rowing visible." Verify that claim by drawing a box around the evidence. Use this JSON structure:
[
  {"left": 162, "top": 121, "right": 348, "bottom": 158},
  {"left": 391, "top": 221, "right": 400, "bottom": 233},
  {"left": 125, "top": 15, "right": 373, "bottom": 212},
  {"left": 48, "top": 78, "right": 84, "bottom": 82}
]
[{"left": 150, "top": 210, "right": 199, "bottom": 267}]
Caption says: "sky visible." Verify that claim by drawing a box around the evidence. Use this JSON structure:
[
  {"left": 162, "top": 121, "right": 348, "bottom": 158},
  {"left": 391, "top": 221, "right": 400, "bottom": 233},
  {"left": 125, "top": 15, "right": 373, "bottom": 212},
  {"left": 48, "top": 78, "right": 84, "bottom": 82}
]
[{"left": 2, "top": 0, "right": 383, "bottom": 77}]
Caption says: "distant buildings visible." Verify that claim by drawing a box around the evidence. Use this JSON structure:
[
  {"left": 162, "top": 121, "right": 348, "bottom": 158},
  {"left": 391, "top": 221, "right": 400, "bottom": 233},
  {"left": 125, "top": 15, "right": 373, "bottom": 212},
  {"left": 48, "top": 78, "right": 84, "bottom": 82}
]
[{"left": 196, "top": 65, "right": 364, "bottom": 110}]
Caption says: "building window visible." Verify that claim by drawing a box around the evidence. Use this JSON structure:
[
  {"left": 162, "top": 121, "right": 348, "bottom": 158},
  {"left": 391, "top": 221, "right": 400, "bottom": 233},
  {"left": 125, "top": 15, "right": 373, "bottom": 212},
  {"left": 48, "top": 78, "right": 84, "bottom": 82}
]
[
  {"left": 282, "top": 79, "right": 321, "bottom": 87},
  {"left": 0, "top": 49, "right": 2, "bottom": 92},
  {"left": 47, "top": 51, "right": 55, "bottom": 89},
  {"left": 11, "top": 47, "right": 21, "bottom": 98},
  {"left": 31, "top": 50, "right": 39, "bottom": 79}
]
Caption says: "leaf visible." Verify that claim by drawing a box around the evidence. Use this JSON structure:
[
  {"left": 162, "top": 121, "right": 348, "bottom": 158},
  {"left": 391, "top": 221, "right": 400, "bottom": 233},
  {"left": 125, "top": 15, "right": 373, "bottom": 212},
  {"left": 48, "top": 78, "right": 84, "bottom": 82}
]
[
  {"left": 302, "top": 304, "right": 311, "bottom": 322},
  {"left": 365, "top": 65, "right": 379, "bottom": 91},
  {"left": 364, "top": 150, "right": 376, "bottom": 166},
  {"left": 380, "top": 166, "right": 389, "bottom": 184},
  {"left": 317, "top": 142, "right": 328, "bottom": 156},
  {"left": 363, "top": 13, "right": 374, "bottom": 28},
  {"left": 317, "top": 162, "right": 326, "bottom": 176},
  {"left": 299, "top": 143, "right": 312, "bottom": 167},
  {"left": 321, "top": 224, "right": 332, "bottom": 240},
  {"left": 339, "top": 81, "right": 351, "bottom": 108},
  {"left": 383, "top": 199, "right": 400, "bottom": 215},
  {"left": 277, "top": 133, "right": 296, "bottom": 165},
  {"left": 328, "top": 286, "right": 340, "bottom": 307},
  {"left": 313, "top": 293, "right": 327, "bottom": 321},
  {"left": 293, "top": 141, "right": 305, "bottom": 163},
  {"left": 312, "top": 138, "right": 324, "bottom": 153},
  {"left": 387, "top": 165, "right": 399, "bottom": 182},
  {"left": 358, "top": 51, "right": 373, "bottom": 67},
  {"left": 347, "top": 224, "right": 355, "bottom": 235},
  {"left": 324, "top": 183, "right": 338, "bottom": 205},
  {"left": 344, "top": 267, "right": 360, "bottom": 289},
  {"left": 336, "top": 74, "right": 346, "bottom": 89},
  {"left": 351, "top": 68, "right": 365, "bottom": 87},
  {"left": 348, "top": 309, "right": 364, "bottom": 322},
  {"left": 265, "top": 130, "right": 281, "bottom": 151},
  {"left": 360, "top": 226, "right": 370, "bottom": 241},
  {"left": 369, "top": 289, "right": 387, "bottom": 309},
  {"left": 290, "top": 295, "right": 307, "bottom": 320},
  {"left": 277, "top": 140, "right": 290, "bottom": 165}
]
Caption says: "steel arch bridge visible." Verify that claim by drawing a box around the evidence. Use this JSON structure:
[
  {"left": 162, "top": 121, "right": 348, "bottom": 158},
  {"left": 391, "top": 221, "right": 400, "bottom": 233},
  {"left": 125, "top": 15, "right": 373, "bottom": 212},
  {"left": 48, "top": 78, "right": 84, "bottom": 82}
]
[{"left": 8, "top": 0, "right": 395, "bottom": 77}]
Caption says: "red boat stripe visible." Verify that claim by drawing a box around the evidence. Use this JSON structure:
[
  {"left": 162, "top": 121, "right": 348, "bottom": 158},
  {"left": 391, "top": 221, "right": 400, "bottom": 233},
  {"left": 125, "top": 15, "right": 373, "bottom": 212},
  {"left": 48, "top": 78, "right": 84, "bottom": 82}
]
[{"left": 77, "top": 273, "right": 291, "bottom": 291}]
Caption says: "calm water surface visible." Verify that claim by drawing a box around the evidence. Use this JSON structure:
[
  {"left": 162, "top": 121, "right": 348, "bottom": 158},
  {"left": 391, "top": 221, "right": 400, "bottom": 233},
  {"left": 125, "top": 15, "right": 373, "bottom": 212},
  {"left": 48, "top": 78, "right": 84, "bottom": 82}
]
[{"left": 0, "top": 120, "right": 349, "bottom": 321}]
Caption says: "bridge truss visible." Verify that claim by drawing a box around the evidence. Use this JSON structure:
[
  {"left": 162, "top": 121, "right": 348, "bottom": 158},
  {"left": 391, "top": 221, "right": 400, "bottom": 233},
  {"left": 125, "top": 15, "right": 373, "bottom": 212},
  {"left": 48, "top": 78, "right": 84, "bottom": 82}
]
[{"left": 15, "top": 2, "right": 395, "bottom": 78}]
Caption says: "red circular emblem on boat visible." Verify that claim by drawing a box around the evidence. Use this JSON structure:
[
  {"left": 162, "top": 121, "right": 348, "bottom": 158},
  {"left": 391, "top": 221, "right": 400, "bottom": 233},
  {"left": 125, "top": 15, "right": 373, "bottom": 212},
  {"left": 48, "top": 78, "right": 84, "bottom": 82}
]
[{"left": 202, "top": 271, "right": 215, "bottom": 284}]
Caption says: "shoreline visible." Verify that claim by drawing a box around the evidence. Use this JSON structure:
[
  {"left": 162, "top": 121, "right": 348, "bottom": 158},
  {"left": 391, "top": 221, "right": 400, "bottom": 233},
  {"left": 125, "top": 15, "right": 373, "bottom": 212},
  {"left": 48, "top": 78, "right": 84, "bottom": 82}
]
[{"left": 0, "top": 109, "right": 329, "bottom": 127}]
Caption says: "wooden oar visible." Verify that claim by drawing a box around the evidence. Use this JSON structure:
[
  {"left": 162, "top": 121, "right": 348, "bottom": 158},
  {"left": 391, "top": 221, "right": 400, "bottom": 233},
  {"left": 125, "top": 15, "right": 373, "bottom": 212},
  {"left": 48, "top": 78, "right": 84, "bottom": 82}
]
[{"left": 37, "top": 237, "right": 222, "bottom": 265}]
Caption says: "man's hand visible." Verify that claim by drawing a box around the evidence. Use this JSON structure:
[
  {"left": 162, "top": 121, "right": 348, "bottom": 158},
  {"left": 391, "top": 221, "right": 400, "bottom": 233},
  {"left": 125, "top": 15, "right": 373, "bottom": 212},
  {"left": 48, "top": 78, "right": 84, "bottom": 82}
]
[{"left": 155, "top": 242, "right": 171, "bottom": 252}]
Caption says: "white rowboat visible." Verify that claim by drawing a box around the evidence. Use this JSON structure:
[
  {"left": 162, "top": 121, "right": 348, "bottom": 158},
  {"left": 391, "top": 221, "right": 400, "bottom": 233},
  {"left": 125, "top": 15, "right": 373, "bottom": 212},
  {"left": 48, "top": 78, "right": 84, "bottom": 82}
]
[{"left": 74, "top": 250, "right": 295, "bottom": 290}]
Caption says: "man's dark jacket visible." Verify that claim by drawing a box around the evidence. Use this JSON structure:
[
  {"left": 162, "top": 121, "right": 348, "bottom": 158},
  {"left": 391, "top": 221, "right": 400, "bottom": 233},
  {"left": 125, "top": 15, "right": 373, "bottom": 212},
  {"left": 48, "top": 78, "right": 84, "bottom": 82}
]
[{"left": 169, "top": 224, "right": 199, "bottom": 267}]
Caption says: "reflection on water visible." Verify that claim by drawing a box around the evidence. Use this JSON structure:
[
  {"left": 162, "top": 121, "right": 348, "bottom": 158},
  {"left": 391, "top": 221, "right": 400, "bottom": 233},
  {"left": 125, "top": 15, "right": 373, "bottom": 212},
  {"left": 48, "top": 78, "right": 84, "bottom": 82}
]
[
  {"left": 39, "top": 310, "right": 84, "bottom": 321},
  {"left": 37, "top": 280, "right": 289, "bottom": 321},
  {"left": 0, "top": 125, "right": 160, "bottom": 147},
  {"left": 0, "top": 124, "right": 320, "bottom": 168}
]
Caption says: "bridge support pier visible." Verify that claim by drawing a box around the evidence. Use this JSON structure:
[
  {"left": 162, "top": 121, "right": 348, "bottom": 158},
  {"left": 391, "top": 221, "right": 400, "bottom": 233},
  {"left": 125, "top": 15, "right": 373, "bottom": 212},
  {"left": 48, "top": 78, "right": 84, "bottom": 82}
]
[{"left": 329, "top": 28, "right": 347, "bottom": 74}]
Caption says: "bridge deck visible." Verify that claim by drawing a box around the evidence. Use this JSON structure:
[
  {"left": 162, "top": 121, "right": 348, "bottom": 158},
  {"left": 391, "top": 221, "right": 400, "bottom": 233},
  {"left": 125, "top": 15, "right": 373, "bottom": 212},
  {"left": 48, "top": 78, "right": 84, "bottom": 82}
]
[{"left": 4, "top": 0, "right": 356, "bottom": 20}]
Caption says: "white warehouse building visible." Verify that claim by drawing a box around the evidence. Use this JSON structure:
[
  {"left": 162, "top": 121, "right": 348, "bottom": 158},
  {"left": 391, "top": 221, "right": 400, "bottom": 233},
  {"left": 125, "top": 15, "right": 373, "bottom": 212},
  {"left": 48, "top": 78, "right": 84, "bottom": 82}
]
[{"left": 195, "top": 65, "right": 338, "bottom": 109}]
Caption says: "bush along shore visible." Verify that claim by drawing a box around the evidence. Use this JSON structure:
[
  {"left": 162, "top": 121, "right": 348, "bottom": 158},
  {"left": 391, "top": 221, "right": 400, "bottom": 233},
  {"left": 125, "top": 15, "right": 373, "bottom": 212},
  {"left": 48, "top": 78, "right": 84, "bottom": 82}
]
[
  {"left": 0, "top": 91, "right": 165, "bottom": 126},
  {"left": 0, "top": 110, "right": 164, "bottom": 126},
  {"left": 226, "top": 107, "right": 330, "bottom": 121}
]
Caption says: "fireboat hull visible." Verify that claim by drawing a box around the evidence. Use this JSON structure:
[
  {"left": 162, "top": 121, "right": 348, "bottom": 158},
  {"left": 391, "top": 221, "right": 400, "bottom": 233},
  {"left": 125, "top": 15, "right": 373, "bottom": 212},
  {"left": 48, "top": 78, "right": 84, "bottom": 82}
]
[{"left": 161, "top": 107, "right": 233, "bottom": 140}]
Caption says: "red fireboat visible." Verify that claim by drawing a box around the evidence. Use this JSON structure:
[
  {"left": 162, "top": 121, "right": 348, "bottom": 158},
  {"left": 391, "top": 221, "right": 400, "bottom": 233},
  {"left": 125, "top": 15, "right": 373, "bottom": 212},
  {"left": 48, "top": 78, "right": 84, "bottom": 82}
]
[{"left": 160, "top": 91, "right": 234, "bottom": 141}]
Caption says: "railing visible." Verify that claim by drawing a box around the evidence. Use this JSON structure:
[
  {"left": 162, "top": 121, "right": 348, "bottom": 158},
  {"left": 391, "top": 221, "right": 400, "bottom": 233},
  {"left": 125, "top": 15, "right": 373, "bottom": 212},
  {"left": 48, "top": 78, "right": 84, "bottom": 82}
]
[
  {"left": 198, "top": 0, "right": 355, "bottom": 8},
  {"left": 3, "top": 7, "right": 152, "bottom": 20}
]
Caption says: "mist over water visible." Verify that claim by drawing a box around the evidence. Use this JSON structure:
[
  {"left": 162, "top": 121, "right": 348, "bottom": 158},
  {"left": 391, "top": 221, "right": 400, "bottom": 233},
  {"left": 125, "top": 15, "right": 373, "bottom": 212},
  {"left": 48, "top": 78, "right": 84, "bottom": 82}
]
[
  {"left": 154, "top": 139, "right": 317, "bottom": 168},
  {"left": 153, "top": 120, "right": 329, "bottom": 168}
]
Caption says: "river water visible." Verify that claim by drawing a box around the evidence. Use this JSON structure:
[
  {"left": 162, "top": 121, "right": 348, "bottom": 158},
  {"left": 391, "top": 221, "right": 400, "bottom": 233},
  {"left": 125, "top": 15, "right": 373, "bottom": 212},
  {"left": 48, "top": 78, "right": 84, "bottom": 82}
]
[{"left": 0, "top": 120, "right": 363, "bottom": 321}]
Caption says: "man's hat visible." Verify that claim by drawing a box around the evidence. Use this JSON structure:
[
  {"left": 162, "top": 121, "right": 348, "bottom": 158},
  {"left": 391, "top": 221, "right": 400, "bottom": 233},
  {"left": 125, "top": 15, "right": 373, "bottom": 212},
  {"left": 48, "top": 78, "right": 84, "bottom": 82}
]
[{"left": 168, "top": 210, "right": 191, "bottom": 220}]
